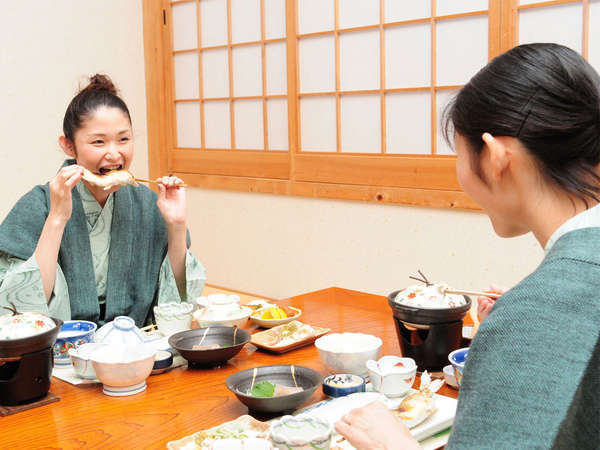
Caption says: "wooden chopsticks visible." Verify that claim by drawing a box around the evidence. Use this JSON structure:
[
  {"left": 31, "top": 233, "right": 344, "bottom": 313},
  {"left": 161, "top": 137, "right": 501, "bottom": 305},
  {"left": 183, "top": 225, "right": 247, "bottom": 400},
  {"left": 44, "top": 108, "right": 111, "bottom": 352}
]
[
  {"left": 134, "top": 177, "right": 187, "bottom": 187},
  {"left": 444, "top": 289, "right": 502, "bottom": 299}
]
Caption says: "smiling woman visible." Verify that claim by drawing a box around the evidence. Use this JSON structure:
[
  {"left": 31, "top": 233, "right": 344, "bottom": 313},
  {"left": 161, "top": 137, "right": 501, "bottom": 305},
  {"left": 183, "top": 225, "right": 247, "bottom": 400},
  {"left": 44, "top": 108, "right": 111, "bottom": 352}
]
[{"left": 0, "top": 74, "right": 207, "bottom": 327}]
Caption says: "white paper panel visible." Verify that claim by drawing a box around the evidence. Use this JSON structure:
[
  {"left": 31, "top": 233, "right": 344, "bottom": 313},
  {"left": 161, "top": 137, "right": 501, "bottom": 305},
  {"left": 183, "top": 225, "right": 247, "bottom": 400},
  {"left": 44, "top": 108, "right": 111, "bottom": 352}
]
[
  {"left": 339, "top": 0, "right": 379, "bottom": 29},
  {"left": 265, "top": 0, "right": 286, "bottom": 39},
  {"left": 340, "top": 30, "right": 380, "bottom": 91},
  {"left": 266, "top": 42, "right": 287, "bottom": 95},
  {"left": 436, "top": 90, "right": 459, "bottom": 155},
  {"left": 298, "top": 0, "right": 334, "bottom": 34},
  {"left": 204, "top": 101, "right": 231, "bottom": 148},
  {"left": 436, "top": 0, "right": 488, "bottom": 16},
  {"left": 385, "top": 23, "right": 430, "bottom": 88},
  {"left": 341, "top": 95, "right": 380, "bottom": 153},
  {"left": 267, "top": 99, "right": 288, "bottom": 150},
  {"left": 234, "top": 100, "right": 264, "bottom": 149},
  {"left": 519, "top": 4, "right": 582, "bottom": 54},
  {"left": 299, "top": 35, "right": 335, "bottom": 93},
  {"left": 200, "top": 0, "right": 228, "bottom": 47},
  {"left": 590, "top": 1, "right": 600, "bottom": 73},
  {"left": 176, "top": 102, "right": 202, "bottom": 148},
  {"left": 386, "top": 92, "right": 430, "bottom": 154},
  {"left": 174, "top": 52, "right": 199, "bottom": 99},
  {"left": 231, "top": 0, "right": 261, "bottom": 43},
  {"left": 300, "top": 96, "right": 336, "bottom": 151},
  {"left": 202, "top": 48, "right": 229, "bottom": 98},
  {"left": 172, "top": 2, "right": 198, "bottom": 51},
  {"left": 436, "top": 16, "right": 488, "bottom": 86},
  {"left": 385, "top": 0, "right": 430, "bottom": 22},
  {"left": 233, "top": 45, "right": 262, "bottom": 97}
]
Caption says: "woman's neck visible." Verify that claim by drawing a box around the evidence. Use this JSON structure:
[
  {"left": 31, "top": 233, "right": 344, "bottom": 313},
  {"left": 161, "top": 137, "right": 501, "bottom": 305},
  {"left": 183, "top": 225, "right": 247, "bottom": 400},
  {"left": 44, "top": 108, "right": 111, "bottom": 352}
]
[{"left": 82, "top": 180, "right": 110, "bottom": 207}]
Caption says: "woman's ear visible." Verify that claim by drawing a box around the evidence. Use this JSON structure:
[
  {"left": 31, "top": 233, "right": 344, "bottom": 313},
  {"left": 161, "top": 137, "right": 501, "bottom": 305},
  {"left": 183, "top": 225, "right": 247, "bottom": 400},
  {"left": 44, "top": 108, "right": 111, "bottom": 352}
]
[
  {"left": 58, "top": 136, "right": 76, "bottom": 158},
  {"left": 481, "top": 132, "right": 510, "bottom": 182}
]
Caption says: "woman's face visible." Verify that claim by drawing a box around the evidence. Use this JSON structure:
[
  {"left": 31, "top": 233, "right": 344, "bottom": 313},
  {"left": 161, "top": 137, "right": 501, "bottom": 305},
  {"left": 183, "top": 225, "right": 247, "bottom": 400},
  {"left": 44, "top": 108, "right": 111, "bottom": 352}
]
[
  {"left": 455, "top": 132, "right": 530, "bottom": 238},
  {"left": 69, "top": 106, "right": 134, "bottom": 197}
]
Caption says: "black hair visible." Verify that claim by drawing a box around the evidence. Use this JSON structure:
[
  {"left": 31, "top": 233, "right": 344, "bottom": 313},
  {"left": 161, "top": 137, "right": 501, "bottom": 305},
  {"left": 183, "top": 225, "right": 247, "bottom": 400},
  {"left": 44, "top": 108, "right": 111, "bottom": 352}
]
[
  {"left": 443, "top": 43, "right": 600, "bottom": 204},
  {"left": 62, "top": 74, "right": 132, "bottom": 141}
]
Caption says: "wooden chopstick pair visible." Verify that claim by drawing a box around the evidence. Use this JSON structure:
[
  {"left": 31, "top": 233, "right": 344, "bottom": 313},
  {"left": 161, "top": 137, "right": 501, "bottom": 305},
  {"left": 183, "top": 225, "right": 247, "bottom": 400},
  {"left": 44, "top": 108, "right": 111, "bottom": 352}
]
[
  {"left": 444, "top": 288, "right": 502, "bottom": 299},
  {"left": 135, "top": 177, "right": 187, "bottom": 188}
]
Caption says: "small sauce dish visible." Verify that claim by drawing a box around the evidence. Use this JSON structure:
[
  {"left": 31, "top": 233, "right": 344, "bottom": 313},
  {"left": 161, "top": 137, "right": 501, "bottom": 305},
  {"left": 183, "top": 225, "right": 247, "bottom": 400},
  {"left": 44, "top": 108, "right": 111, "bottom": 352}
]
[
  {"left": 322, "top": 373, "right": 366, "bottom": 398},
  {"left": 151, "top": 350, "right": 174, "bottom": 375}
]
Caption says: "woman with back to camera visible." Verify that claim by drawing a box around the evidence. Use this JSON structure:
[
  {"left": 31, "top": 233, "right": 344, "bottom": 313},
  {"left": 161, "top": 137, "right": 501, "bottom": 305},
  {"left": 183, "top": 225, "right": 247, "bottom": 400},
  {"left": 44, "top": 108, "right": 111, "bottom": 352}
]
[
  {"left": 0, "top": 74, "right": 206, "bottom": 326},
  {"left": 335, "top": 43, "right": 600, "bottom": 448}
]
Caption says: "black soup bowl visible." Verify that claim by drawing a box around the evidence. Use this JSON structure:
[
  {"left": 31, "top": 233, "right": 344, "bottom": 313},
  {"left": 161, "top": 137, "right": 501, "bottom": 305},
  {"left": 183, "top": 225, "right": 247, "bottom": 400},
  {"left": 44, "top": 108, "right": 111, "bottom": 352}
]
[
  {"left": 168, "top": 326, "right": 250, "bottom": 366},
  {"left": 226, "top": 364, "right": 322, "bottom": 414}
]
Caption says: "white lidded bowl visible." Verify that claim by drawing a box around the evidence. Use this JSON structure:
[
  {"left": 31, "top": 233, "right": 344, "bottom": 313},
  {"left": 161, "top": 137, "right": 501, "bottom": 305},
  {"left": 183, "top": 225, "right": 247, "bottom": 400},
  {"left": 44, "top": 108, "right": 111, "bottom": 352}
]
[
  {"left": 366, "top": 355, "right": 417, "bottom": 397},
  {"left": 193, "top": 294, "right": 251, "bottom": 328},
  {"left": 154, "top": 302, "right": 194, "bottom": 337},
  {"left": 68, "top": 342, "right": 108, "bottom": 379},
  {"left": 90, "top": 344, "right": 156, "bottom": 396},
  {"left": 315, "top": 333, "right": 382, "bottom": 376},
  {"left": 93, "top": 316, "right": 145, "bottom": 347}
]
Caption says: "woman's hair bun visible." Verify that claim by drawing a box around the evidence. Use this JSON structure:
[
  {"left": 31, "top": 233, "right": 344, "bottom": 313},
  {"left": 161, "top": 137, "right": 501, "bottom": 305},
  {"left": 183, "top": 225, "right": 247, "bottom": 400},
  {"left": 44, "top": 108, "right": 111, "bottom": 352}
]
[{"left": 80, "top": 73, "right": 118, "bottom": 96}]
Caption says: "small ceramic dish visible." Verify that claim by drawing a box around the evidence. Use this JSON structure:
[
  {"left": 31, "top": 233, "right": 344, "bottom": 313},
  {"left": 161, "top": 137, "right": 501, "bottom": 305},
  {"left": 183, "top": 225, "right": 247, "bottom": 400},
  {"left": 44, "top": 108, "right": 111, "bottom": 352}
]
[
  {"left": 443, "top": 364, "right": 459, "bottom": 389},
  {"left": 90, "top": 344, "right": 156, "bottom": 396},
  {"left": 315, "top": 332, "right": 382, "bottom": 376},
  {"left": 68, "top": 342, "right": 107, "bottom": 379},
  {"left": 269, "top": 415, "right": 333, "bottom": 450},
  {"left": 251, "top": 321, "right": 329, "bottom": 354},
  {"left": 448, "top": 347, "right": 469, "bottom": 387},
  {"left": 151, "top": 350, "right": 174, "bottom": 375},
  {"left": 250, "top": 306, "right": 302, "bottom": 328},
  {"left": 53, "top": 320, "right": 97, "bottom": 366},
  {"left": 366, "top": 355, "right": 416, "bottom": 397},
  {"left": 226, "top": 364, "right": 322, "bottom": 414},
  {"left": 169, "top": 326, "right": 250, "bottom": 366},
  {"left": 322, "top": 373, "right": 366, "bottom": 398}
]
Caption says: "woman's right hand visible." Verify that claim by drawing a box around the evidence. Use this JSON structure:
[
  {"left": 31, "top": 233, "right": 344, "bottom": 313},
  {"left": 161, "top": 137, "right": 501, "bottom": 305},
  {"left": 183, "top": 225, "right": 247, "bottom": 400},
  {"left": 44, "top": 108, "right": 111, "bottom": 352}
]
[
  {"left": 47, "top": 165, "right": 83, "bottom": 224},
  {"left": 477, "top": 284, "right": 505, "bottom": 320}
]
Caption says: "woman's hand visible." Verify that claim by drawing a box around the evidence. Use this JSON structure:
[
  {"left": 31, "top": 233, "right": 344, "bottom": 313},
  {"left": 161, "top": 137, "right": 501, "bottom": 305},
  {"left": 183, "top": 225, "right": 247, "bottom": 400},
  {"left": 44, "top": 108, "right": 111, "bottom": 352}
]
[
  {"left": 156, "top": 175, "right": 186, "bottom": 226},
  {"left": 477, "top": 284, "right": 505, "bottom": 320},
  {"left": 335, "top": 401, "right": 421, "bottom": 450},
  {"left": 48, "top": 165, "right": 84, "bottom": 224}
]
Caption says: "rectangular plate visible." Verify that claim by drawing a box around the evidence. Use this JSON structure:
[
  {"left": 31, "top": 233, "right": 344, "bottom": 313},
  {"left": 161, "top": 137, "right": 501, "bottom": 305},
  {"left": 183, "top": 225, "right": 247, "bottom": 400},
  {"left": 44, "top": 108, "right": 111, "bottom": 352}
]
[
  {"left": 251, "top": 321, "right": 330, "bottom": 354},
  {"left": 166, "top": 415, "right": 270, "bottom": 449}
]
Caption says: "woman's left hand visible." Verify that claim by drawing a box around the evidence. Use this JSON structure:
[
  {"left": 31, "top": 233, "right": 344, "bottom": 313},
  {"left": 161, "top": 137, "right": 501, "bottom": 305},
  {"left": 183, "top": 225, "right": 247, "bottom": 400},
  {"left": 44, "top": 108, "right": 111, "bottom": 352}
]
[
  {"left": 156, "top": 175, "right": 187, "bottom": 226},
  {"left": 335, "top": 401, "right": 421, "bottom": 450}
]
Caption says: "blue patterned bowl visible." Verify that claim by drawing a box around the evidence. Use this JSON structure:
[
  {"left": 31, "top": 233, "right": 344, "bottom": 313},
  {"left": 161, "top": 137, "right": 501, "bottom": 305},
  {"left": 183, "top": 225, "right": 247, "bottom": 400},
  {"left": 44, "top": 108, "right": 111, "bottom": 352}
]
[
  {"left": 448, "top": 347, "right": 469, "bottom": 387},
  {"left": 53, "top": 320, "right": 97, "bottom": 366}
]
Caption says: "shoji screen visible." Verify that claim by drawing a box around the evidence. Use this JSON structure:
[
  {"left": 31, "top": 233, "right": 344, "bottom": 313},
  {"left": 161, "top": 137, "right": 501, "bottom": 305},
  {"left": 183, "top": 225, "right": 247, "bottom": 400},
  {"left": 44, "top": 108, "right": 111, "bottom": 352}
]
[{"left": 143, "top": 1, "right": 507, "bottom": 209}]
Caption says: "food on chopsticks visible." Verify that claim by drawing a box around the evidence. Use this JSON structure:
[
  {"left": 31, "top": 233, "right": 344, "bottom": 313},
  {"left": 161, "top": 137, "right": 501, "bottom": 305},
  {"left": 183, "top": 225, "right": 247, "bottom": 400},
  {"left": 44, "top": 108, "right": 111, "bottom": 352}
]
[
  {"left": 82, "top": 167, "right": 137, "bottom": 190},
  {"left": 394, "top": 270, "right": 467, "bottom": 309},
  {"left": 393, "top": 370, "right": 444, "bottom": 428}
]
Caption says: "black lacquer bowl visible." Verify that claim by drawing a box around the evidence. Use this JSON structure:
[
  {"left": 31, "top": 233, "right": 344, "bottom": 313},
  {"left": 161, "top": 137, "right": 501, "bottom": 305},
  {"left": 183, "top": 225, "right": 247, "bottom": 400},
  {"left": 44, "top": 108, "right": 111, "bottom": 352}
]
[
  {"left": 168, "top": 326, "right": 250, "bottom": 366},
  {"left": 226, "top": 364, "right": 322, "bottom": 414}
]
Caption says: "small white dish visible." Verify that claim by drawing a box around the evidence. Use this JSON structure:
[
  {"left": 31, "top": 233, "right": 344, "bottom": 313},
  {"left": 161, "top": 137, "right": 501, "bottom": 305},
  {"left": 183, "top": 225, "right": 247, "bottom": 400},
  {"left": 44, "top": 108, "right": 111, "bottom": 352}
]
[
  {"left": 366, "top": 355, "right": 416, "bottom": 397},
  {"left": 443, "top": 364, "right": 459, "bottom": 389},
  {"left": 193, "top": 294, "right": 251, "bottom": 328},
  {"left": 69, "top": 342, "right": 107, "bottom": 379}
]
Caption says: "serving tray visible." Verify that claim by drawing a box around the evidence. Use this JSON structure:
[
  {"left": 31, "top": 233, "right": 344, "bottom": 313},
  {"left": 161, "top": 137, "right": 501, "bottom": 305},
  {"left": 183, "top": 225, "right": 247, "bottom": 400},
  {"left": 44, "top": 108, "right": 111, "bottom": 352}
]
[{"left": 251, "top": 321, "right": 330, "bottom": 354}]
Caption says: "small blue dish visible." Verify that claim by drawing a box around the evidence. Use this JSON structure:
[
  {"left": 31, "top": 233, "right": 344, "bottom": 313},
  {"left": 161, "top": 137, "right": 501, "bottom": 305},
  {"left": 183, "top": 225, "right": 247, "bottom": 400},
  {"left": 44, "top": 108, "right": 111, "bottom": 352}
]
[
  {"left": 151, "top": 350, "right": 174, "bottom": 375},
  {"left": 323, "top": 373, "right": 366, "bottom": 398},
  {"left": 53, "top": 320, "right": 97, "bottom": 366},
  {"left": 448, "top": 347, "right": 469, "bottom": 387}
]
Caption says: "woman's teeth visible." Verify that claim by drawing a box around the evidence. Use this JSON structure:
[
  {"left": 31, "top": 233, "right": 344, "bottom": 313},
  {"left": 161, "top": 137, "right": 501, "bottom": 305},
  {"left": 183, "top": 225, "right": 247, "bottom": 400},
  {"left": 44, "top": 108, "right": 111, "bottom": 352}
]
[{"left": 99, "top": 165, "right": 123, "bottom": 175}]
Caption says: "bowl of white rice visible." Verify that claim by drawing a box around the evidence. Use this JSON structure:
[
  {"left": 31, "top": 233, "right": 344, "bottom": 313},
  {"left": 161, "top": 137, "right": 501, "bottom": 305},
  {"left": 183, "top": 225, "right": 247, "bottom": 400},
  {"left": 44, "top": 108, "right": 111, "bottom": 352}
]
[{"left": 315, "top": 333, "right": 382, "bottom": 376}]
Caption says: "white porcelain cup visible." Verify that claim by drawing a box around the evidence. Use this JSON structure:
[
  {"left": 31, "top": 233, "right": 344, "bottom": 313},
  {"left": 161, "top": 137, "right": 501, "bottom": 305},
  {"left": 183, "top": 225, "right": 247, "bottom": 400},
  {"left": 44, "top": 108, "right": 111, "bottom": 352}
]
[
  {"left": 154, "top": 302, "right": 194, "bottom": 337},
  {"left": 366, "top": 355, "right": 417, "bottom": 397}
]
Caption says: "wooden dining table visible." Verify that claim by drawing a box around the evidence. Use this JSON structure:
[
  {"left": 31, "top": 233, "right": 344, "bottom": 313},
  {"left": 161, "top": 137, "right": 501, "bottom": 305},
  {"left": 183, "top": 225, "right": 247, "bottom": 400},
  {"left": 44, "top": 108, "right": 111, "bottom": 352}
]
[{"left": 1, "top": 286, "right": 462, "bottom": 449}]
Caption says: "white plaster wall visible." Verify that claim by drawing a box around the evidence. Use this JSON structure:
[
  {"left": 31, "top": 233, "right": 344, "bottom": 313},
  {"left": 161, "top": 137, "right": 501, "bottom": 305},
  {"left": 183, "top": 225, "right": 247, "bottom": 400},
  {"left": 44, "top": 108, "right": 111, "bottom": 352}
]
[{"left": 0, "top": 1, "right": 543, "bottom": 300}]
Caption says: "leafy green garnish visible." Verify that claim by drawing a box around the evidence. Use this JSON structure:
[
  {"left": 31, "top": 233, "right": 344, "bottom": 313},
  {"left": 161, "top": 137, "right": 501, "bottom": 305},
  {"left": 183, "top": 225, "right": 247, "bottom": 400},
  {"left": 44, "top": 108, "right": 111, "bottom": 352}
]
[{"left": 248, "top": 380, "right": 275, "bottom": 397}]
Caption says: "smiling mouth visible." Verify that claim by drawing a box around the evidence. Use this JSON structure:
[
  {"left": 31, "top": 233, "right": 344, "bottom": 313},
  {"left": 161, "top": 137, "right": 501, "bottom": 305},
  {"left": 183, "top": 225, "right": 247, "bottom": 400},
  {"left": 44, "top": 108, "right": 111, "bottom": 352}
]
[{"left": 99, "top": 165, "right": 123, "bottom": 175}]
